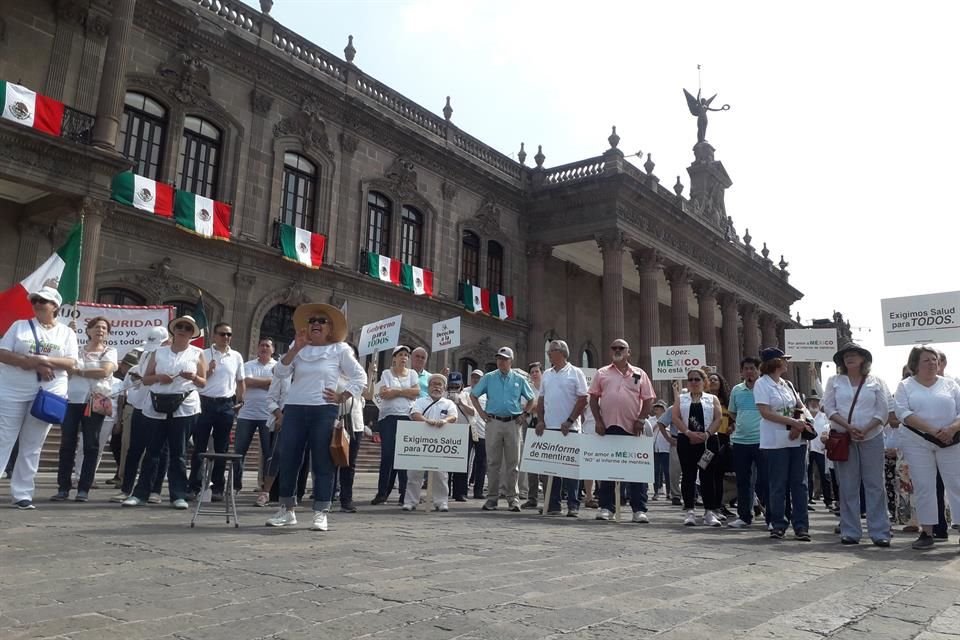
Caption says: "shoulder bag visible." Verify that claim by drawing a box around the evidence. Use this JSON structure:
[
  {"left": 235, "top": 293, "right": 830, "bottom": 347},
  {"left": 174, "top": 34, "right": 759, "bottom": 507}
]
[
  {"left": 27, "top": 320, "right": 68, "bottom": 424},
  {"left": 330, "top": 397, "right": 352, "bottom": 468},
  {"left": 826, "top": 378, "right": 865, "bottom": 462}
]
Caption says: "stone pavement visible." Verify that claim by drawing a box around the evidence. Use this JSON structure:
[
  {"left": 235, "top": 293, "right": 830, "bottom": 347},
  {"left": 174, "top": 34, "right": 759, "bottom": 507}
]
[{"left": 2, "top": 473, "right": 960, "bottom": 640}]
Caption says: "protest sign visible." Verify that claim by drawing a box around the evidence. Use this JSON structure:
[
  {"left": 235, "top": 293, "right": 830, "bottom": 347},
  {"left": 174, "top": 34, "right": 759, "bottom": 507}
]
[
  {"left": 880, "top": 291, "right": 960, "bottom": 346},
  {"left": 358, "top": 314, "right": 402, "bottom": 357},
  {"left": 60, "top": 302, "right": 174, "bottom": 357},
  {"left": 579, "top": 432, "right": 654, "bottom": 483},
  {"left": 393, "top": 420, "right": 469, "bottom": 473},
  {"left": 650, "top": 345, "right": 707, "bottom": 380},
  {"left": 520, "top": 429, "right": 581, "bottom": 478},
  {"left": 784, "top": 328, "right": 838, "bottom": 362},
  {"left": 431, "top": 316, "right": 461, "bottom": 353}
]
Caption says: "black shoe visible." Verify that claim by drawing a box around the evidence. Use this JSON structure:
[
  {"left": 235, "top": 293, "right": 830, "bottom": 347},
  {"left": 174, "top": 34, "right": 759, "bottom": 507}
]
[
  {"left": 841, "top": 537, "right": 859, "bottom": 545},
  {"left": 521, "top": 499, "right": 538, "bottom": 510},
  {"left": 74, "top": 491, "right": 89, "bottom": 502},
  {"left": 794, "top": 530, "right": 811, "bottom": 542},
  {"left": 13, "top": 500, "right": 35, "bottom": 510},
  {"left": 872, "top": 538, "right": 890, "bottom": 547},
  {"left": 770, "top": 529, "right": 785, "bottom": 539},
  {"left": 370, "top": 495, "right": 387, "bottom": 505},
  {"left": 720, "top": 506, "right": 735, "bottom": 518},
  {"left": 808, "top": 504, "right": 816, "bottom": 512},
  {"left": 754, "top": 504, "right": 763, "bottom": 517},
  {"left": 186, "top": 491, "right": 198, "bottom": 502},
  {"left": 672, "top": 497, "right": 682, "bottom": 506},
  {"left": 50, "top": 491, "right": 69, "bottom": 502},
  {"left": 454, "top": 496, "right": 467, "bottom": 502},
  {"left": 933, "top": 532, "right": 949, "bottom": 541},
  {"left": 912, "top": 533, "right": 935, "bottom": 550},
  {"left": 340, "top": 502, "right": 357, "bottom": 513}
]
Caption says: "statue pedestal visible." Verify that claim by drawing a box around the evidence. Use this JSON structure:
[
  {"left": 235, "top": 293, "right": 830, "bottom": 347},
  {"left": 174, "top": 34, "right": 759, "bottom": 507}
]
[{"left": 687, "top": 143, "right": 732, "bottom": 228}]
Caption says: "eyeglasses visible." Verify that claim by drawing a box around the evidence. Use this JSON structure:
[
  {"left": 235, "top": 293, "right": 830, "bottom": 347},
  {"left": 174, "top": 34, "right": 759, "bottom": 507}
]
[
  {"left": 687, "top": 377, "right": 703, "bottom": 383},
  {"left": 174, "top": 323, "right": 193, "bottom": 331},
  {"left": 307, "top": 317, "right": 329, "bottom": 325},
  {"left": 31, "top": 299, "right": 52, "bottom": 305},
  {"left": 611, "top": 346, "right": 626, "bottom": 352},
  {"left": 217, "top": 332, "right": 232, "bottom": 337}
]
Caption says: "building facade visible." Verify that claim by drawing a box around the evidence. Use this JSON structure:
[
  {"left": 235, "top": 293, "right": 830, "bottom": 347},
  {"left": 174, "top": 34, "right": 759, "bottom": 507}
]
[{"left": 0, "top": 0, "right": 806, "bottom": 390}]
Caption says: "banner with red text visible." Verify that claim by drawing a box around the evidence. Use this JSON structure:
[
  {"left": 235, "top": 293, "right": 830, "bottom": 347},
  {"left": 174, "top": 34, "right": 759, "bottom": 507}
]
[{"left": 60, "top": 302, "right": 175, "bottom": 357}]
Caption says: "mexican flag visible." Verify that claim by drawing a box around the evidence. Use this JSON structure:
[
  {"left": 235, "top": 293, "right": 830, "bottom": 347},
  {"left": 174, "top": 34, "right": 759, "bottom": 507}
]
[
  {"left": 367, "top": 252, "right": 400, "bottom": 285},
  {"left": 174, "top": 192, "right": 231, "bottom": 240},
  {"left": 492, "top": 294, "right": 513, "bottom": 320},
  {"left": 462, "top": 283, "right": 490, "bottom": 314},
  {"left": 0, "top": 222, "right": 81, "bottom": 334},
  {"left": 111, "top": 171, "right": 174, "bottom": 217},
  {"left": 1, "top": 80, "right": 64, "bottom": 136},
  {"left": 190, "top": 291, "right": 208, "bottom": 349},
  {"left": 401, "top": 264, "right": 433, "bottom": 296},
  {"left": 279, "top": 223, "right": 325, "bottom": 268}
]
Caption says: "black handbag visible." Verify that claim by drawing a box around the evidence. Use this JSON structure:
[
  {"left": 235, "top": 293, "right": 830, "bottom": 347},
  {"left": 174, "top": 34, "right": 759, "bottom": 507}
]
[
  {"left": 150, "top": 392, "right": 187, "bottom": 416},
  {"left": 906, "top": 425, "right": 960, "bottom": 449}
]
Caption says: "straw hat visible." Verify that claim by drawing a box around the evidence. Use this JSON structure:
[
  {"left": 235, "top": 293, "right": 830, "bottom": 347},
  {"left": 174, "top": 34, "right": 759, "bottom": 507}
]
[
  {"left": 168, "top": 315, "right": 201, "bottom": 339},
  {"left": 292, "top": 303, "right": 347, "bottom": 342}
]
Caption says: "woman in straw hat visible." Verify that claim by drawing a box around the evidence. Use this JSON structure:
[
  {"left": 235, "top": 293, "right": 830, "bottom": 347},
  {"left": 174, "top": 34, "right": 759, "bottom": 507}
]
[
  {"left": 265, "top": 302, "right": 366, "bottom": 531},
  {"left": 123, "top": 315, "right": 206, "bottom": 509}
]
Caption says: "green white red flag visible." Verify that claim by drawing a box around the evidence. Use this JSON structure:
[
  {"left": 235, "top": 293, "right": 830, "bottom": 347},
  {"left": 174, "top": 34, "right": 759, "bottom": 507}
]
[
  {"left": 1, "top": 80, "right": 64, "bottom": 136},
  {"left": 174, "top": 192, "right": 231, "bottom": 240},
  {"left": 400, "top": 264, "right": 433, "bottom": 296},
  {"left": 462, "top": 283, "right": 490, "bottom": 314},
  {"left": 491, "top": 293, "right": 513, "bottom": 320},
  {"left": 111, "top": 172, "right": 174, "bottom": 217},
  {"left": 279, "top": 223, "right": 325, "bottom": 268},
  {"left": 367, "top": 252, "right": 401, "bottom": 285}
]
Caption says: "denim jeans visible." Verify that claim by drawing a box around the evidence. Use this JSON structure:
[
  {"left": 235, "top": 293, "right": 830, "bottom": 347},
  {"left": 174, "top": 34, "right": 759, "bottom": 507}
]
[
  {"left": 766, "top": 446, "right": 808, "bottom": 533},
  {"left": 333, "top": 429, "right": 361, "bottom": 506},
  {"left": 133, "top": 414, "right": 192, "bottom": 502},
  {"left": 808, "top": 451, "right": 832, "bottom": 505},
  {"left": 189, "top": 397, "right": 235, "bottom": 494},
  {"left": 57, "top": 402, "right": 106, "bottom": 493},
  {"left": 121, "top": 408, "right": 168, "bottom": 495},
  {"left": 653, "top": 451, "right": 670, "bottom": 495},
  {"left": 597, "top": 426, "right": 649, "bottom": 513},
  {"left": 732, "top": 442, "right": 767, "bottom": 524},
  {"left": 233, "top": 418, "right": 270, "bottom": 491},
  {"left": 376, "top": 415, "right": 407, "bottom": 500},
  {"left": 547, "top": 475, "right": 580, "bottom": 511},
  {"left": 835, "top": 434, "right": 889, "bottom": 541},
  {"left": 277, "top": 404, "right": 338, "bottom": 511}
]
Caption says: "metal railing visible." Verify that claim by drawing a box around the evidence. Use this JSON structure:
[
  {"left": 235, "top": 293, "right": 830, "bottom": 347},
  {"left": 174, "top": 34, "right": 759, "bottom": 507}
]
[{"left": 60, "top": 106, "right": 95, "bottom": 145}]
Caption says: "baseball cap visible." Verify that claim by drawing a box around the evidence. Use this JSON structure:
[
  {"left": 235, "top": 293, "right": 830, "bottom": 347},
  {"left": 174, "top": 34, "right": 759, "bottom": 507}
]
[
  {"left": 29, "top": 286, "right": 63, "bottom": 308},
  {"left": 448, "top": 372, "right": 463, "bottom": 385},
  {"left": 392, "top": 345, "right": 411, "bottom": 356},
  {"left": 496, "top": 346, "right": 514, "bottom": 360},
  {"left": 470, "top": 369, "right": 484, "bottom": 379},
  {"left": 141, "top": 326, "right": 170, "bottom": 353},
  {"left": 760, "top": 347, "right": 791, "bottom": 362}
]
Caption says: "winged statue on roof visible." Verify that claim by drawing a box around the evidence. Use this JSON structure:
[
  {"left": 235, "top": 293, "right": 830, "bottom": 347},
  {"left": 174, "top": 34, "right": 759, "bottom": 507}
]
[{"left": 683, "top": 89, "right": 730, "bottom": 144}]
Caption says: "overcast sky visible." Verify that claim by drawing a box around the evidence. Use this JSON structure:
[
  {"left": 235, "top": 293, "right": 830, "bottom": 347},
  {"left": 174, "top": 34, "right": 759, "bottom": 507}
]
[{"left": 246, "top": 0, "right": 958, "bottom": 385}]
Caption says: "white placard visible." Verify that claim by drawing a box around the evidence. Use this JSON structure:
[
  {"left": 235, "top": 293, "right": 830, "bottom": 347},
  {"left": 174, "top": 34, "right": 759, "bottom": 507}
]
[
  {"left": 358, "top": 314, "right": 403, "bottom": 357},
  {"left": 520, "top": 429, "right": 581, "bottom": 477},
  {"left": 881, "top": 291, "right": 960, "bottom": 346},
  {"left": 59, "top": 302, "right": 175, "bottom": 358},
  {"left": 650, "top": 345, "right": 707, "bottom": 380},
  {"left": 579, "top": 432, "right": 654, "bottom": 483},
  {"left": 784, "top": 328, "right": 838, "bottom": 362},
  {"left": 431, "top": 316, "right": 461, "bottom": 353},
  {"left": 393, "top": 420, "right": 469, "bottom": 473}
]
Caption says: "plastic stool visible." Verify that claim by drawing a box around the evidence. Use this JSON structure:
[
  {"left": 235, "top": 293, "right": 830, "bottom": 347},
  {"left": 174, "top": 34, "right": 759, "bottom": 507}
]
[{"left": 190, "top": 452, "right": 242, "bottom": 528}]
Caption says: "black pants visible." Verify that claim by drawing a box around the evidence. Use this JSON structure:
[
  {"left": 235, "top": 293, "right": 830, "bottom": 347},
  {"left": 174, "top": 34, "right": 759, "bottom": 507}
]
[
  {"left": 332, "top": 429, "right": 362, "bottom": 506},
  {"left": 58, "top": 402, "right": 106, "bottom": 493},
  {"left": 134, "top": 415, "right": 192, "bottom": 502},
  {"left": 808, "top": 451, "right": 833, "bottom": 505},
  {"left": 121, "top": 408, "right": 168, "bottom": 495},
  {"left": 934, "top": 472, "right": 948, "bottom": 537},
  {"left": 677, "top": 433, "right": 721, "bottom": 511},
  {"left": 376, "top": 415, "right": 407, "bottom": 500},
  {"left": 189, "top": 396, "right": 235, "bottom": 494},
  {"left": 470, "top": 437, "right": 487, "bottom": 498},
  {"left": 450, "top": 436, "right": 475, "bottom": 499}
]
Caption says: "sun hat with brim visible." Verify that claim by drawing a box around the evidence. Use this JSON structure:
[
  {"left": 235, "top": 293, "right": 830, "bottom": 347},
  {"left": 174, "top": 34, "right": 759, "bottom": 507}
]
[
  {"left": 29, "top": 286, "right": 63, "bottom": 308},
  {"left": 120, "top": 348, "right": 143, "bottom": 368},
  {"left": 760, "top": 347, "right": 792, "bottom": 362},
  {"left": 292, "top": 303, "right": 347, "bottom": 342},
  {"left": 833, "top": 342, "right": 872, "bottom": 368},
  {"left": 169, "top": 315, "right": 201, "bottom": 339},
  {"left": 392, "top": 345, "right": 411, "bottom": 356},
  {"left": 141, "top": 326, "right": 170, "bottom": 353},
  {"left": 428, "top": 373, "right": 448, "bottom": 387},
  {"left": 806, "top": 391, "right": 822, "bottom": 402},
  {"left": 470, "top": 369, "right": 484, "bottom": 379}
]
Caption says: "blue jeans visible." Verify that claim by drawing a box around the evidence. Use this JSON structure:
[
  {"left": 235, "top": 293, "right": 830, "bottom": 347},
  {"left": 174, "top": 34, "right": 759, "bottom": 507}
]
[
  {"left": 277, "top": 404, "right": 338, "bottom": 511},
  {"left": 376, "top": 415, "right": 407, "bottom": 500},
  {"left": 121, "top": 408, "right": 168, "bottom": 495},
  {"left": 548, "top": 475, "right": 580, "bottom": 511},
  {"left": 835, "top": 434, "right": 889, "bottom": 541},
  {"left": 732, "top": 442, "right": 767, "bottom": 524},
  {"left": 233, "top": 418, "right": 270, "bottom": 491},
  {"left": 597, "top": 426, "right": 649, "bottom": 513},
  {"left": 133, "top": 415, "right": 192, "bottom": 502},
  {"left": 766, "top": 446, "right": 808, "bottom": 533},
  {"left": 189, "top": 397, "right": 235, "bottom": 494},
  {"left": 653, "top": 451, "right": 670, "bottom": 495}
]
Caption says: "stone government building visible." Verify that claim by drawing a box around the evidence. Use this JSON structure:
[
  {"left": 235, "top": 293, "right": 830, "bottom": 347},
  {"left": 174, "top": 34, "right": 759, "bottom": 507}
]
[{"left": 0, "top": 0, "right": 813, "bottom": 393}]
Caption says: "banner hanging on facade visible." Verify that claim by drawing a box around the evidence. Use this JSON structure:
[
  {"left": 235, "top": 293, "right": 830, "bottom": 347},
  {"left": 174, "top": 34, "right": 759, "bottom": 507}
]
[{"left": 60, "top": 302, "right": 174, "bottom": 357}]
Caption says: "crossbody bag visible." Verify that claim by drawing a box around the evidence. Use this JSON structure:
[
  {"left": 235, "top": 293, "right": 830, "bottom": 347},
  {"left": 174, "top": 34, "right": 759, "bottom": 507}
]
[{"left": 27, "top": 320, "right": 68, "bottom": 424}]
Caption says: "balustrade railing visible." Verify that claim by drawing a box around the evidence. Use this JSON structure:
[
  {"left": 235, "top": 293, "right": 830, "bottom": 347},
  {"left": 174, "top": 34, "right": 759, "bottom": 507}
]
[
  {"left": 189, "top": 0, "right": 261, "bottom": 35},
  {"left": 60, "top": 106, "right": 95, "bottom": 145},
  {"left": 354, "top": 76, "right": 446, "bottom": 138},
  {"left": 542, "top": 157, "right": 605, "bottom": 185},
  {"left": 272, "top": 25, "right": 345, "bottom": 82}
]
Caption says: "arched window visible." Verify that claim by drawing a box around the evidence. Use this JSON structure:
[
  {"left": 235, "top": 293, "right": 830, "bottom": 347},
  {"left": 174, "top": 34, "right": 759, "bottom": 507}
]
[
  {"left": 164, "top": 299, "right": 197, "bottom": 320},
  {"left": 259, "top": 304, "right": 296, "bottom": 356},
  {"left": 177, "top": 116, "right": 221, "bottom": 199},
  {"left": 459, "top": 357, "right": 478, "bottom": 381},
  {"left": 119, "top": 92, "right": 167, "bottom": 180},
  {"left": 581, "top": 349, "right": 595, "bottom": 369},
  {"left": 281, "top": 153, "right": 317, "bottom": 230},
  {"left": 461, "top": 231, "right": 480, "bottom": 284},
  {"left": 487, "top": 240, "right": 504, "bottom": 294},
  {"left": 97, "top": 288, "right": 146, "bottom": 306},
  {"left": 366, "top": 191, "right": 391, "bottom": 256},
  {"left": 399, "top": 205, "right": 423, "bottom": 266}
]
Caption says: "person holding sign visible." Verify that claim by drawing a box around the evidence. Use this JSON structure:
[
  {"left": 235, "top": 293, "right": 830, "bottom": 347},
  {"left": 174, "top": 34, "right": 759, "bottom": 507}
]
[
  {"left": 471, "top": 347, "right": 536, "bottom": 512},
  {"left": 264, "top": 303, "right": 366, "bottom": 531},
  {"left": 403, "top": 374, "right": 458, "bottom": 511},
  {"left": 371, "top": 345, "right": 421, "bottom": 506},
  {"left": 672, "top": 368, "right": 724, "bottom": 527},
  {"left": 535, "top": 340, "right": 589, "bottom": 517},
  {"left": 588, "top": 339, "right": 656, "bottom": 522}
]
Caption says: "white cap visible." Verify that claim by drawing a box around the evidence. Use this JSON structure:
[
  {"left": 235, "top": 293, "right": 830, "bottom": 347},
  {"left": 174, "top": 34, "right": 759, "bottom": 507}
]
[
  {"left": 496, "top": 346, "right": 514, "bottom": 360},
  {"left": 141, "top": 326, "right": 170, "bottom": 352},
  {"left": 29, "top": 286, "right": 62, "bottom": 308},
  {"left": 470, "top": 369, "right": 484, "bottom": 379}
]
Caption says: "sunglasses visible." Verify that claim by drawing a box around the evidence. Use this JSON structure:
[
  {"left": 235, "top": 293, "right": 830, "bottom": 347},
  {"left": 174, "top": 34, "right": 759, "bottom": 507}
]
[
  {"left": 217, "top": 332, "right": 232, "bottom": 337},
  {"left": 611, "top": 346, "right": 626, "bottom": 352},
  {"left": 687, "top": 377, "right": 704, "bottom": 382},
  {"left": 307, "top": 317, "right": 329, "bottom": 325},
  {"left": 31, "top": 298, "right": 53, "bottom": 305},
  {"left": 174, "top": 323, "right": 193, "bottom": 331}
]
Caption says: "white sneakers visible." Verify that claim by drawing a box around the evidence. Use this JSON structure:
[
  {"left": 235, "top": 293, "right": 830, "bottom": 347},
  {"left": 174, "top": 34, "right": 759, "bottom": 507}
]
[
  {"left": 402, "top": 504, "right": 416, "bottom": 512},
  {"left": 266, "top": 506, "right": 297, "bottom": 527},
  {"left": 121, "top": 496, "right": 143, "bottom": 507},
  {"left": 728, "top": 518, "right": 751, "bottom": 529},
  {"left": 172, "top": 499, "right": 188, "bottom": 510},
  {"left": 683, "top": 510, "right": 697, "bottom": 526},
  {"left": 310, "top": 511, "right": 328, "bottom": 531},
  {"left": 632, "top": 512, "right": 649, "bottom": 524},
  {"left": 596, "top": 508, "right": 612, "bottom": 521},
  {"left": 703, "top": 511, "right": 723, "bottom": 528},
  {"left": 109, "top": 492, "right": 128, "bottom": 503},
  {"left": 434, "top": 503, "right": 449, "bottom": 512},
  {"left": 148, "top": 493, "right": 162, "bottom": 504}
]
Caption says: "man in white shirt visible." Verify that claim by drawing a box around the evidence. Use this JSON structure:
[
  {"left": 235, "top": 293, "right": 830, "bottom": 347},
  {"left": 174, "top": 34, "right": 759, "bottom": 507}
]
[
  {"left": 464, "top": 370, "right": 487, "bottom": 499},
  {"left": 188, "top": 322, "right": 246, "bottom": 502},
  {"left": 405, "top": 374, "right": 459, "bottom": 511},
  {"left": 535, "top": 340, "right": 588, "bottom": 516},
  {"left": 233, "top": 338, "right": 277, "bottom": 505}
]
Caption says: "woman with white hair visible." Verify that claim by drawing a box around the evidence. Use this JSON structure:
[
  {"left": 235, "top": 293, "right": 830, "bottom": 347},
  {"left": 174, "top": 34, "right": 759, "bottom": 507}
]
[{"left": 0, "top": 286, "right": 79, "bottom": 509}]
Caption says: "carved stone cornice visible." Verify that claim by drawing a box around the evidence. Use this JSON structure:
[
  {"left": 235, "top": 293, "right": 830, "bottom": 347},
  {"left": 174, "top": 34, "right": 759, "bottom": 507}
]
[
  {"left": 274, "top": 95, "right": 333, "bottom": 156},
  {"left": 717, "top": 292, "right": 740, "bottom": 312},
  {"left": 338, "top": 132, "right": 358, "bottom": 154},
  {"left": 383, "top": 155, "right": 418, "bottom": 197},
  {"left": 441, "top": 181, "right": 458, "bottom": 203},
  {"left": 250, "top": 89, "right": 274, "bottom": 116}
]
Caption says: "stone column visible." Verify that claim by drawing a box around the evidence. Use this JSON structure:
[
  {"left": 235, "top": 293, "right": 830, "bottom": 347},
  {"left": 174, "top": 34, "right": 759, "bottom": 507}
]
[
  {"left": 91, "top": 0, "right": 137, "bottom": 150},
  {"left": 719, "top": 293, "right": 740, "bottom": 384},
  {"left": 525, "top": 242, "right": 552, "bottom": 364},
  {"left": 665, "top": 265, "right": 691, "bottom": 344},
  {"left": 760, "top": 313, "right": 778, "bottom": 350},
  {"left": 741, "top": 302, "right": 759, "bottom": 359},
  {"left": 79, "top": 197, "right": 111, "bottom": 301},
  {"left": 632, "top": 248, "right": 661, "bottom": 376},
  {"left": 596, "top": 232, "right": 625, "bottom": 349},
  {"left": 694, "top": 279, "right": 720, "bottom": 367}
]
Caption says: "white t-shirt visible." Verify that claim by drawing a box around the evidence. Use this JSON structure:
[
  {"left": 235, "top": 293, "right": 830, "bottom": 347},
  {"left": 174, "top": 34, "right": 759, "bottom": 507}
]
[
  {"left": 464, "top": 386, "right": 486, "bottom": 439},
  {"left": 67, "top": 345, "right": 118, "bottom": 404},
  {"left": 0, "top": 319, "right": 79, "bottom": 402},
  {"left": 753, "top": 374, "right": 805, "bottom": 450},
  {"left": 540, "top": 362, "right": 588, "bottom": 430},
  {"left": 808, "top": 411, "right": 830, "bottom": 455},
  {"left": 894, "top": 376, "right": 960, "bottom": 432},
  {"left": 411, "top": 395, "right": 457, "bottom": 422},
  {"left": 377, "top": 368, "right": 420, "bottom": 417},
  {"left": 200, "top": 347, "right": 245, "bottom": 399},
  {"left": 142, "top": 344, "right": 204, "bottom": 419},
  {"left": 651, "top": 416, "right": 672, "bottom": 452},
  {"left": 238, "top": 358, "right": 276, "bottom": 420}
]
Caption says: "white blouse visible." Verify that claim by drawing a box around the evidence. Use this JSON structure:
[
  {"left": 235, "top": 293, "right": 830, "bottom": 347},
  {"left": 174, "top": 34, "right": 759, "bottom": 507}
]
[
  {"left": 822, "top": 375, "right": 892, "bottom": 441},
  {"left": 67, "top": 345, "right": 118, "bottom": 404},
  {"left": 142, "top": 345, "right": 204, "bottom": 419},
  {"left": 376, "top": 368, "right": 420, "bottom": 417},
  {"left": 894, "top": 376, "right": 960, "bottom": 432},
  {"left": 274, "top": 342, "right": 366, "bottom": 406},
  {"left": 678, "top": 392, "right": 717, "bottom": 432}
]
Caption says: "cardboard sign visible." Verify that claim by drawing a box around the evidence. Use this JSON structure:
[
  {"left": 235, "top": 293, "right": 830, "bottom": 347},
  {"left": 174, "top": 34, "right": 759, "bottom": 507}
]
[
  {"left": 393, "top": 420, "right": 469, "bottom": 473},
  {"left": 59, "top": 302, "right": 175, "bottom": 358},
  {"left": 520, "top": 429, "right": 582, "bottom": 477},
  {"left": 579, "top": 432, "right": 654, "bottom": 483},
  {"left": 431, "top": 316, "right": 461, "bottom": 353},
  {"left": 881, "top": 291, "right": 960, "bottom": 346},
  {"left": 358, "top": 314, "right": 402, "bottom": 357},
  {"left": 784, "top": 328, "right": 838, "bottom": 362},
  {"left": 650, "top": 345, "right": 707, "bottom": 380}
]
